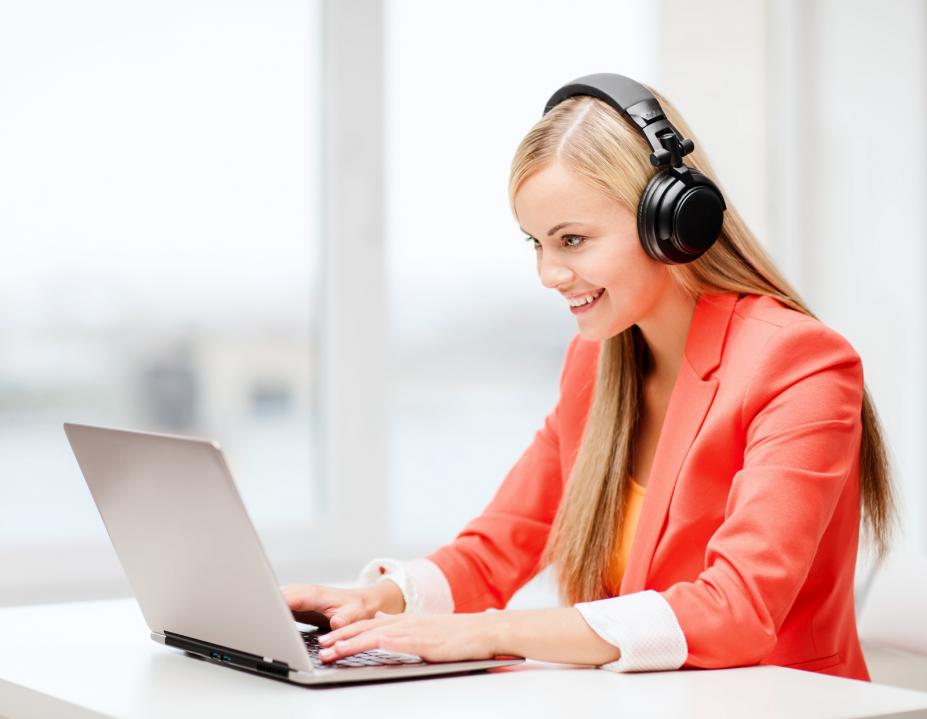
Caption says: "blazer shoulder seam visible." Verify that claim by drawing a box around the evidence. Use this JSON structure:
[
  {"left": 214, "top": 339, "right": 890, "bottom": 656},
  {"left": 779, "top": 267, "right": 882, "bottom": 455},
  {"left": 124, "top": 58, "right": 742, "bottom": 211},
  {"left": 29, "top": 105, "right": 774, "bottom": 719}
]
[{"left": 732, "top": 306, "right": 816, "bottom": 330}]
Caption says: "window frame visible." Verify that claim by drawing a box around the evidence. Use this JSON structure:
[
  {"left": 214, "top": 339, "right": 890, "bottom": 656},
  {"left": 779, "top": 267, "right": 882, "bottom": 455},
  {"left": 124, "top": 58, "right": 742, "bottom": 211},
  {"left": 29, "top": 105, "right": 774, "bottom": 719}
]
[{"left": 0, "top": 0, "right": 392, "bottom": 606}]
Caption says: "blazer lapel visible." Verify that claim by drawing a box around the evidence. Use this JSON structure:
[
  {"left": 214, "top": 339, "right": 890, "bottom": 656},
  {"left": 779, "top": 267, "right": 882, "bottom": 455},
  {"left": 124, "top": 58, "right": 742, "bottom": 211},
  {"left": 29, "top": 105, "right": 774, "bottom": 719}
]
[{"left": 618, "top": 291, "right": 739, "bottom": 595}]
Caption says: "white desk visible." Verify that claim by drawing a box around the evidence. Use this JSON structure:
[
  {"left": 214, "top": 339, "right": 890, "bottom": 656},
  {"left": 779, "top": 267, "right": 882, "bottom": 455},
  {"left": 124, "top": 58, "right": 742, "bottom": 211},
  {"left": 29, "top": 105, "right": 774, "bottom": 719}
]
[{"left": 1, "top": 598, "right": 926, "bottom": 719}]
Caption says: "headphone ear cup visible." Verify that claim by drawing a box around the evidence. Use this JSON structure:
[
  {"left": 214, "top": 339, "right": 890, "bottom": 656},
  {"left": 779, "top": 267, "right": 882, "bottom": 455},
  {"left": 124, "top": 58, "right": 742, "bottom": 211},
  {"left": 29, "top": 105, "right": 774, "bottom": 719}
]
[
  {"left": 636, "top": 168, "right": 725, "bottom": 264},
  {"left": 637, "top": 170, "right": 679, "bottom": 263}
]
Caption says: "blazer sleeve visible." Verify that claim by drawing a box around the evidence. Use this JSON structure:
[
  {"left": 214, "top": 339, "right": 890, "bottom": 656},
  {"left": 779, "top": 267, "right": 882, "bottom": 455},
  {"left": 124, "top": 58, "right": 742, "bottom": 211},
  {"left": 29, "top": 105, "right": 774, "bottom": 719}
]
[
  {"left": 661, "top": 318, "right": 865, "bottom": 668},
  {"left": 422, "top": 334, "right": 581, "bottom": 613}
]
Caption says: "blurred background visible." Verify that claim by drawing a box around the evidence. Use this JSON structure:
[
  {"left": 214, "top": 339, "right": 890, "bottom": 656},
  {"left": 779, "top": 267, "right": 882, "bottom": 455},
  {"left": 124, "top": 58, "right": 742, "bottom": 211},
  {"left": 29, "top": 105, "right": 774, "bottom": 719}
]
[{"left": 0, "top": 0, "right": 924, "bottom": 665}]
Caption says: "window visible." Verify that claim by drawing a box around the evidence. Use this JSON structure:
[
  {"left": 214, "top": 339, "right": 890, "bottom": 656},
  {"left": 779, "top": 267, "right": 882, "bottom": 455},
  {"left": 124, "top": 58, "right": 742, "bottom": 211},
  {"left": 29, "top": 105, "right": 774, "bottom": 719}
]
[{"left": 0, "top": 0, "right": 322, "bottom": 601}]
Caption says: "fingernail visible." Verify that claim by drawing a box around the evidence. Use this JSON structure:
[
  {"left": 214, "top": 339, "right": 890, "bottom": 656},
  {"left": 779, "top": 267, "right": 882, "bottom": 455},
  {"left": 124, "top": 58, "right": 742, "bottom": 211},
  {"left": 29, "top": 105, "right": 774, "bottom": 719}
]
[
  {"left": 319, "top": 634, "right": 331, "bottom": 645},
  {"left": 320, "top": 648, "right": 334, "bottom": 659}
]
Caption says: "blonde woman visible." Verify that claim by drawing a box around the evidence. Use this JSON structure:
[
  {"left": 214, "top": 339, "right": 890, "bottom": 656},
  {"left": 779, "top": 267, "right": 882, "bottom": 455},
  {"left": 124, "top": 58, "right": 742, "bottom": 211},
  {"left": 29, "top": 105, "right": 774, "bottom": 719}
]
[{"left": 283, "top": 73, "right": 893, "bottom": 679}]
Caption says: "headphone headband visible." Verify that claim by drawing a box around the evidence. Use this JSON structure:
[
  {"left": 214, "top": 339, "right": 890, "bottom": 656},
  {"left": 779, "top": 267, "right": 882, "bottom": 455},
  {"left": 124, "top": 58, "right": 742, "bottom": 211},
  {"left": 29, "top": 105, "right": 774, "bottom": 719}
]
[{"left": 543, "top": 73, "right": 694, "bottom": 168}]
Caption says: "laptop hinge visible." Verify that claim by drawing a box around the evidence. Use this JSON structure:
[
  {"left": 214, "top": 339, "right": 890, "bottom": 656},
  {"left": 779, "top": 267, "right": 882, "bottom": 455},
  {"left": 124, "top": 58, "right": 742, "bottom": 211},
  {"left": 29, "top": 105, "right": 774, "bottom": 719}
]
[{"left": 163, "top": 630, "right": 290, "bottom": 678}]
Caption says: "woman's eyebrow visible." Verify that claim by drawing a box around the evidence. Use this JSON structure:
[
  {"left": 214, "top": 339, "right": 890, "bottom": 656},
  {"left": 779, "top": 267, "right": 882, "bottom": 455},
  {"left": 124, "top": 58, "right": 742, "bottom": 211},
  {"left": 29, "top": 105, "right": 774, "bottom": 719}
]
[{"left": 519, "top": 221, "right": 586, "bottom": 237}]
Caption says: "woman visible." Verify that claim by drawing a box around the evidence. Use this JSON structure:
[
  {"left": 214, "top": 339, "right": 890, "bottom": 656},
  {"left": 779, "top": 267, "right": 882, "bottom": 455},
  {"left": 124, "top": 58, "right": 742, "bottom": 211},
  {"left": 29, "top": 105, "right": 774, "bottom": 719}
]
[{"left": 283, "top": 73, "right": 894, "bottom": 679}]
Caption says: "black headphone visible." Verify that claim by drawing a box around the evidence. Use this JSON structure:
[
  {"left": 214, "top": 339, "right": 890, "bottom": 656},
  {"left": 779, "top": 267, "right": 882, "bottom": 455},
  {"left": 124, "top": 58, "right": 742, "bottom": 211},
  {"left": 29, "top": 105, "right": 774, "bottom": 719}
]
[{"left": 543, "top": 73, "right": 726, "bottom": 265}]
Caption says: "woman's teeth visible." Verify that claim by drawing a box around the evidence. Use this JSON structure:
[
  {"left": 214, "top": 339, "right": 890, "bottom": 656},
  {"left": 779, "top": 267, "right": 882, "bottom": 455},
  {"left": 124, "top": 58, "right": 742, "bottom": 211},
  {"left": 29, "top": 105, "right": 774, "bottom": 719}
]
[{"left": 568, "top": 288, "right": 604, "bottom": 307}]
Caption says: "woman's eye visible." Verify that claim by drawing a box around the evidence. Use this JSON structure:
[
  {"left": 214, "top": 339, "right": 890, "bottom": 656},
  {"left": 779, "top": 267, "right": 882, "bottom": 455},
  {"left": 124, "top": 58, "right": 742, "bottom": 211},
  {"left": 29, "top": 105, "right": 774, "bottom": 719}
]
[
  {"left": 562, "top": 234, "right": 585, "bottom": 248},
  {"left": 524, "top": 235, "right": 541, "bottom": 250}
]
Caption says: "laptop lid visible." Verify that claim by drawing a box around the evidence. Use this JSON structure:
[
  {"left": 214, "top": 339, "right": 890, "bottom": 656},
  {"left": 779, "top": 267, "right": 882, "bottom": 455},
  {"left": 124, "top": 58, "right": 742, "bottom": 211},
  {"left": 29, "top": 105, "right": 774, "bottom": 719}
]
[{"left": 63, "top": 422, "right": 313, "bottom": 673}]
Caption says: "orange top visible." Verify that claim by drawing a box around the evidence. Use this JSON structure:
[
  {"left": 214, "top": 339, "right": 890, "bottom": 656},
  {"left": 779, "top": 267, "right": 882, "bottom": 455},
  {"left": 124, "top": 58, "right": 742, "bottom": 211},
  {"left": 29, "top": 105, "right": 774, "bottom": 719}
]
[{"left": 608, "top": 478, "right": 647, "bottom": 595}]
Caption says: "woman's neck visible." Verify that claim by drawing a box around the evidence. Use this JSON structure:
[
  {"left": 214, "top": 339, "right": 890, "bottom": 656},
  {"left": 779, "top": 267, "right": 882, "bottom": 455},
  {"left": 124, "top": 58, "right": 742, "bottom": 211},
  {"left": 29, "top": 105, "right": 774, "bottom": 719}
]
[{"left": 636, "top": 283, "right": 698, "bottom": 387}]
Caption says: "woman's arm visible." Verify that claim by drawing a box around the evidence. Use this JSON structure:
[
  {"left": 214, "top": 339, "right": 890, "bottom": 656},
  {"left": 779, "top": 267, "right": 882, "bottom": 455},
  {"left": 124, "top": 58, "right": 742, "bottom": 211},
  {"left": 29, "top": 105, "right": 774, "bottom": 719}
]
[
  {"left": 316, "top": 604, "right": 622, "bottom": 666},
  {"left": 489, "top": 607, "right": 621, "bottom": 665}
]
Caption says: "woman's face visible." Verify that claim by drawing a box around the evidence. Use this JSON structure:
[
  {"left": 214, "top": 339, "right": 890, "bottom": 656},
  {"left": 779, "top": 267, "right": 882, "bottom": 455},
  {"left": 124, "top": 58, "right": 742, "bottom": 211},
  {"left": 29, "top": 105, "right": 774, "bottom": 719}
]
[{"left": 513, "top": 162, "right": 673, "bottom": 342}]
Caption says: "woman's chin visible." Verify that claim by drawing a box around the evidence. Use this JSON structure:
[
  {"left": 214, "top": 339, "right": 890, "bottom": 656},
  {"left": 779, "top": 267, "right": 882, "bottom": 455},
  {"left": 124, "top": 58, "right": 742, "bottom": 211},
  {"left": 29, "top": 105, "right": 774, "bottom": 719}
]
[
  {"left": 576, "top": 320, "right": 628, "bottom": 342},
  {"left": 576, "top": 325, "right": 609, "bottom": 342}
]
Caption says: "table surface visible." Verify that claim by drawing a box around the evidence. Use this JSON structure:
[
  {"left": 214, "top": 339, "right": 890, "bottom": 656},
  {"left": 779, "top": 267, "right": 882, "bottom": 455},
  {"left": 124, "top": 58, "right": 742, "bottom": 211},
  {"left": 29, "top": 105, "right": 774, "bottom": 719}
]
[{"left": 1, "top": 598, "right": 927, "bottom": 719}]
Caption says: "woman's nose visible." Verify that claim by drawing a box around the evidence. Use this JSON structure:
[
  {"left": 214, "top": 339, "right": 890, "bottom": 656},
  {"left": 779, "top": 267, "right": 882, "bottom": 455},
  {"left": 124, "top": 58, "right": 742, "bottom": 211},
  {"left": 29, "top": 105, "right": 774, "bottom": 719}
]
[{"left": 538, "top": 252, "right": 574, "bottom": 289}]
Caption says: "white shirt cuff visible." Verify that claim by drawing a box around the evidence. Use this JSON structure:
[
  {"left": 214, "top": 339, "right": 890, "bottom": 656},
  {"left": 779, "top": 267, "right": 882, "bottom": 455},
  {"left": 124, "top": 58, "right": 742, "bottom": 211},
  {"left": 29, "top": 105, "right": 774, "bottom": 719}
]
[
  {"left": 356, "top": 557, "right": 455, "bottom": 615},
  {"left": 575, "top": 590, "right": 688, "bottom": 672}
]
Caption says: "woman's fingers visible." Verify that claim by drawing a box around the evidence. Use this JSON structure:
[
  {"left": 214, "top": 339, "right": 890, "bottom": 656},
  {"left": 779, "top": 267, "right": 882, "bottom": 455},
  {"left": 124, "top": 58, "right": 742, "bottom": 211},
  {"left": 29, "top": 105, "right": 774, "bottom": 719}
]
[
  {"left": 281, "top": 583, "right": 320, "bottom": 611},
  {"left": 280, "top": 584, "right": 381, "bottom": 629},
  {"left": 329, "top": 596, "right": 376, "bottom": 628},
  {"left": 319, "top": 626, "right": 410, "bottom": 663},
  {"left": 319, "top": 613, "right": 494, "bottom": 665},
  {"left": 281, "top": 584, "right": 341, "bottom": 629},
  {"left": 319, "top": 615, "right": 388, "bottom": 646},
  {"left": 280, "top": 583, "right": 398, "bottom": 642}
]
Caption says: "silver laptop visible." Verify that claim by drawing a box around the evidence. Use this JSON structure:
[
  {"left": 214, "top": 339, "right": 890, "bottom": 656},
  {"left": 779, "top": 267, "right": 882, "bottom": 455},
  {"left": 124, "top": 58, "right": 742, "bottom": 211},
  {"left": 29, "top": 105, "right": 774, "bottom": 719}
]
[{"left": 63, "top": 423, "right": 523, "bottom": 685}]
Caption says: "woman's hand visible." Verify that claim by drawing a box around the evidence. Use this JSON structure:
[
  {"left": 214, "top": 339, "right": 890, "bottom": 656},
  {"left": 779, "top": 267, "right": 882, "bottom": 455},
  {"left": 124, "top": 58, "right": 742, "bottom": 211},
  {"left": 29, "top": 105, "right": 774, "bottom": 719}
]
[
  {"left": 281, "top": 581, "right": 404, "bottom": 631},
  {"left": 317, "top": 611, "right": 501, "bottom": 664}
]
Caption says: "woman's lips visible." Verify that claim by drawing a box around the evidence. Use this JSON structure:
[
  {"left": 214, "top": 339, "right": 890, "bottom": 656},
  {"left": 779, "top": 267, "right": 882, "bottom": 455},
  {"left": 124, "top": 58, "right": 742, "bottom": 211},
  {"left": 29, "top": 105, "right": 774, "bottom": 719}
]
[{"left": 570, "top": 288, "right": 605, "bottom": 315}]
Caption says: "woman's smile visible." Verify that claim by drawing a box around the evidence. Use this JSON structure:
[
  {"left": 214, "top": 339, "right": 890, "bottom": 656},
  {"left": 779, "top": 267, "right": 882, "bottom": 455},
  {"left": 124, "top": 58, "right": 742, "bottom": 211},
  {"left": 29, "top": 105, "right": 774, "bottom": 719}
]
[{"left": 566, "top": 288, "right": 605, "bottom": 314}]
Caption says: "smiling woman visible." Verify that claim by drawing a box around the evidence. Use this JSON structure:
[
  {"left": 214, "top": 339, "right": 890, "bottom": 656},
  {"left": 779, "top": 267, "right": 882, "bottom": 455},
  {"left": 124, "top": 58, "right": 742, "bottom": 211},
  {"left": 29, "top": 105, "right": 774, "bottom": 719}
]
[{"left": 283, "top": 72, "right": 895, "bottom": 680}]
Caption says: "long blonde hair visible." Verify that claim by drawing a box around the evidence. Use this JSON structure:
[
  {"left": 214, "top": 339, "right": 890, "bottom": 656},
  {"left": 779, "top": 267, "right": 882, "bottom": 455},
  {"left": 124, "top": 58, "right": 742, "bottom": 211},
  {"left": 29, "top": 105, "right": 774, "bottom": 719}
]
[{"left": 509, "top": 86, "right": 895, "bottom": 605}]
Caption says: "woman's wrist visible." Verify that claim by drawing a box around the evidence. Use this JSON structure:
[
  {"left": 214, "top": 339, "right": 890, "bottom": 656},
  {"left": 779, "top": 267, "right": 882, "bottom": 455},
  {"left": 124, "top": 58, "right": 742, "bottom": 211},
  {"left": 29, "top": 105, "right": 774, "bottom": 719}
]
[
  {"left": 363, "top": 579, "right": 406, "bottom": 615},
  {"left": 483, "top": 610, "right": 510, "bottom": 657},
  {"left": 482, "top": 607, "right": 622, "bottom": 665}
]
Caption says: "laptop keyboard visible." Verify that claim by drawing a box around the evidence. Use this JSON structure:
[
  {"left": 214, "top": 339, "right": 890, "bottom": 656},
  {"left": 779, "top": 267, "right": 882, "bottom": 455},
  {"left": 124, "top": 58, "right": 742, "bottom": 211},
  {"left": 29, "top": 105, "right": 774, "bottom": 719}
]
[{"left": 302, "top": 631, "right": 425, "bottom": 669}]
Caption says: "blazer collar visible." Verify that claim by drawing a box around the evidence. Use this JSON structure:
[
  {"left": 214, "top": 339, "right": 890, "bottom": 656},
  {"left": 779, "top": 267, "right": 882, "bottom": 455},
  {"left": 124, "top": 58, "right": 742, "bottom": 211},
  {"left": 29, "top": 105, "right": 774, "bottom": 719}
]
[
  {"left": 683, "top": 290, "right": 740, "bottom": 380},
  {"left": 618, "top": 290, "right": 739, "bottom": 595}
]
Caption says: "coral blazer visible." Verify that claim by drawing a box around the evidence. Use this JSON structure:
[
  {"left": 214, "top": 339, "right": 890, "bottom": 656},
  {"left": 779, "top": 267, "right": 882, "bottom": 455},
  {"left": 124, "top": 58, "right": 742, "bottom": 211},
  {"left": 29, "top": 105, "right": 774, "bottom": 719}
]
[{"left": 426, "top": 291, "right": 869, "bottom": 680}]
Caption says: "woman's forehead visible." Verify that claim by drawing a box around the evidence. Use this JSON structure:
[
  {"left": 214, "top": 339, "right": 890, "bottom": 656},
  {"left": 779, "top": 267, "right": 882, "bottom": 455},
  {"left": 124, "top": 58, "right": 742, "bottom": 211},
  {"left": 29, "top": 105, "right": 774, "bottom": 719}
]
[{"left": 515, "top": 167, "right": 627, "bottom": 230}]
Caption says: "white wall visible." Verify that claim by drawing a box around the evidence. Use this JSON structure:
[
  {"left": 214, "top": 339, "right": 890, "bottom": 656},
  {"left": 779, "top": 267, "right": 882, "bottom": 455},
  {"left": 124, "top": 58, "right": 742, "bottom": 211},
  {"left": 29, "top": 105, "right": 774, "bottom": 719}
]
[{"left": 802, "top": 0, "right": 927, "bottom": 554}]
